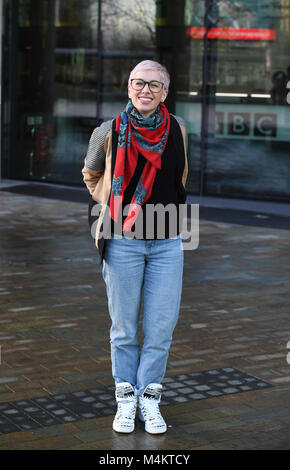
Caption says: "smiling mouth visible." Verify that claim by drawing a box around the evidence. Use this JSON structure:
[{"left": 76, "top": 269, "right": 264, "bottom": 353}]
[{"left": 138, "top": 97, "right": 153, "bottom": 104}]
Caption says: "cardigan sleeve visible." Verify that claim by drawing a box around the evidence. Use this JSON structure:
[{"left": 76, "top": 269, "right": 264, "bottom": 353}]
[
  {"left": 81, "top": 120, "right": 113, "bottom": 195},
  {"left": 84, "top": 119, "right": 113, "bottom": 171},
  {"left": 172, "top": 114, "right": 188, "bottom": 152},
  {"left": 171, "top": 114, "right": 188, "bottom": 187}
]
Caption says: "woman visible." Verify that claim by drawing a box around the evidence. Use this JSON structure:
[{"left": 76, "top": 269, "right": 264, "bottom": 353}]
[{"left": 82, "top": 60, "right": 188, "bottom": 434}]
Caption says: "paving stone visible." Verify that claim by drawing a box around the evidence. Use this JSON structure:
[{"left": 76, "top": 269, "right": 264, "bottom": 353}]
[
  {"left": 1, "top": 191, "right": 290, "bottom": 449},
  {"left": 0, "top": 367, "right": 271, "bottom": 435}
]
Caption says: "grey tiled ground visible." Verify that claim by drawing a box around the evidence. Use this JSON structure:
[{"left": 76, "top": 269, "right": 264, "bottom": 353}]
[
  {"left": 1, "top": 190, "right": 290, "bottom": 449},
  {"left": 0, "top": 368, "right": 271, "bottom": 435}
]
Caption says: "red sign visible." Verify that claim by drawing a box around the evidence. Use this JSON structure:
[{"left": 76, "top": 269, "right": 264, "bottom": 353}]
[
  {"left": 186, "top": 27, "right": 276, "bottom": 41},
  {"left": 35, "top": 124, "right": 53, "bottom": 161}
]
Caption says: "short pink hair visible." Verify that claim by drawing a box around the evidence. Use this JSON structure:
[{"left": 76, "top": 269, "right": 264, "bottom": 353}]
[{"left": 128, "top": 60, "right": 170, "bottom": 90}]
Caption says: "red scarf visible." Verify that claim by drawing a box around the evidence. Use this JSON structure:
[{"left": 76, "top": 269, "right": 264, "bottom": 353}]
[{"left": 109, "top": 101, "right": 170, "bottom": 232}]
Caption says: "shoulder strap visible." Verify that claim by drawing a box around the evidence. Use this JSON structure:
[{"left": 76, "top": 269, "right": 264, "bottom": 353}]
[
  {"left": 111, "top": 119, "right": 117, "bottom": 182},
  {"left": 170, "top": 114, "right": 187, "bottom": 203},
  {"left": 170, "top": 114, "right": 185, "bottom": 176}
]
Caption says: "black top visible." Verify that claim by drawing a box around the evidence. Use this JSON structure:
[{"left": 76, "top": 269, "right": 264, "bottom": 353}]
[
  {"left": 88, "top": 114, "right": 187, "bottom": 263},
  {"left": 110, "top": 114, "right": 186, "bottom": 239}
]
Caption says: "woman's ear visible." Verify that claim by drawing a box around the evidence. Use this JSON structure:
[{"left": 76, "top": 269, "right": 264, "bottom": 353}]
[
  {"left": 161, "top": 89, "right": 168, "bottom": 103},
  {"left": 128, "top": 85, "right": 131, "bottom": 99}
]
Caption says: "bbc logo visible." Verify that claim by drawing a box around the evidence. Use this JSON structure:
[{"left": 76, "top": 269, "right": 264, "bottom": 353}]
[{"left": 216, "top": 112, "right": 277, "bottom": 138}]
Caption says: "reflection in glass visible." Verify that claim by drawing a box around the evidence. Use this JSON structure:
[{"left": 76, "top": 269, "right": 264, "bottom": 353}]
[
  {"left": 6, "top": 0, "right": 290, "bottom": 201},
  {"left": 11, "top": 0, "right": 156, "bottom": 184},
  {"left": 181, "top": 0, "right": 290, "bottom": 200}
]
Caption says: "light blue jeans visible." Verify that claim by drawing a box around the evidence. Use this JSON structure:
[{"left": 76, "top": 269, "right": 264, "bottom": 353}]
[{"left": 102, "top": 234, "right": 184, "bottom": 396}]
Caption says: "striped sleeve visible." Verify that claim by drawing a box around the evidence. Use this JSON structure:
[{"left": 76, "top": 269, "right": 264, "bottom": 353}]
[{"left": 84, "top": 119, "right": 113, "bottom": 171}]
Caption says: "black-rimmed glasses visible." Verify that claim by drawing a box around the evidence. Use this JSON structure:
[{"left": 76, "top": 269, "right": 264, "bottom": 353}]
[{"left": 130, "top": 79, "right": 164, "bottom": 93}]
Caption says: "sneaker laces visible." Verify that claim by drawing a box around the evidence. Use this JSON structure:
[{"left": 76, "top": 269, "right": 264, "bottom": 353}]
[
  {"left": 140, "top": 395, "right": 164, "bottom": 423},
  {"left": 116, "top": 398, "right": 137, "bottom": 421}
]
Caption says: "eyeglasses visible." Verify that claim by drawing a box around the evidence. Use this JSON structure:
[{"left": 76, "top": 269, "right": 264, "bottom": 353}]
[{"left": 130, "top": 79, "right": 164, "bottom": 93}]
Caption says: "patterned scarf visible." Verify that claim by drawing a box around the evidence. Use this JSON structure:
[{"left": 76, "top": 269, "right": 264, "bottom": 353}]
[{"left": 109, "top": 100, "right": 170, "bottom": 231}]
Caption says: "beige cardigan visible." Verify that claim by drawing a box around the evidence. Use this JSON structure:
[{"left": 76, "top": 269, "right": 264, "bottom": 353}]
[{"left": 82, "top": 121, "right": 188, "bottom": 249}]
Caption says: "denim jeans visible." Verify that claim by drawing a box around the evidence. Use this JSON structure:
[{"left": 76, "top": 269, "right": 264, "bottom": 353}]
[{"left": 102, "top": 234, "right": 184, "bottom": 396}]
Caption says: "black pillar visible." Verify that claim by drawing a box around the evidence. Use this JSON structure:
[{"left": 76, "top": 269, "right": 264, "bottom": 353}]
[
  {"left": 200, "top": 0, "right": 218, "bottom": 196},
  {"left": 155, "top": 0, "right": 186, "bottom": 114}
]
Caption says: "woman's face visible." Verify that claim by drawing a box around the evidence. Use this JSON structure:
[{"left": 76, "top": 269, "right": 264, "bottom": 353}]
[{"left": 128, "top": 69, "right": 168, "bottom": 118}]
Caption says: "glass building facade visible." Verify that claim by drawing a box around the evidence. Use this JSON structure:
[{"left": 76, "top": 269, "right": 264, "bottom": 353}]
[{"left": 1, "top": 0, "right": 290, "bottom": 201}]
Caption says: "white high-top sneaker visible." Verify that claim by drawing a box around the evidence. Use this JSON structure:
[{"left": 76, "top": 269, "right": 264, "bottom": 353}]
[
  {"left": 113, "top": 382, "right": 137, "bottom": 433},
  {"left": 138, "top": 383, "right": 167, "bottom": 434}
]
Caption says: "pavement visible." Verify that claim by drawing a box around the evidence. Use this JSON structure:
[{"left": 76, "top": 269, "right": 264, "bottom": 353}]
[{"left": 1, "top": 181, "right": 290, "bottom": 450}]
